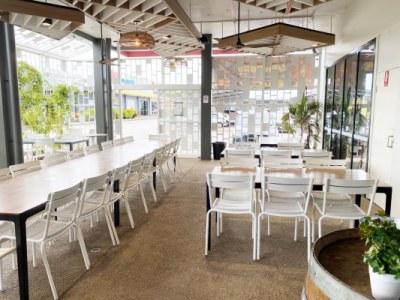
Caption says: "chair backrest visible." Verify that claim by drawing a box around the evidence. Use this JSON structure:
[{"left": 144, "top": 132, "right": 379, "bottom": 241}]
[
  {"left": 109, "top": 162, "right": 132, "bottom": 202},
  {"left": 263, "top": 176, "right": 313, "bottom": 210},
  {"left": 141, "top": 151, "right": 155, "bottom": 178},
  {"left": 225, "top": 148, "right": 255, "bottom": 158},
  {"left": 113, "top": 138, "right": 124, "bottom": 146},
  {"left": 149, "top": 134, "right": 168, "bottom": 140},
  {"left": 233, "top": 142, "right": 260, "bottom": 149},
  {"left": 41, "top": 182, "right": 83, "bottom": 241},
  {"left": 79, "top": 172, "right": 111, "bottom": 217},
  {"left": 277, "top": 143, "right": 304, "bottom": 150},
  {"left": 263, "top": 157, "right": 304, "bottom": 169},
  {"left": 154, "top": 146, "right": 166, "bottom": 167},
  {"left": 322, "top": 178, "right": 378, "bottom": 215},
  {"left": 43, "top": 153, "right": 67, "bottom": 167},
  {"left": 34, "top": 138, "right": 55, "bottom": 154},
  {"left": 67, "top": 148, "right": 85, "bottom": 160},
  {"left": 0, "top": 167, "right": 12, "bottom": 180},
  {"left": 10, "top": 160, "right": 42, "bottom": 177},
  {"left": 207, "top": 173, "right": 255, "bottom": 209},
  {"left": 85, "top": 144, "right": 100, "bottom": 155},
  {"left": 261, "top": 149, "right": 291, "bottom": 159},
  {"left": 301, "top": 151, "right": 332, "bottom": 159},
  {"left": 124, "top": 156, "right": 144, "bottom": 191},
  {"left": 220, "top": 157, "right": 259, "bottom": 168},
  {"left": 101, "top": 140, "right": 114, "bottom": 150},
  {"left": 304, "top": 158, "right": 346, "bottom": 169},
  {"left": 173, "top": 137, "right": 181, "bottom": 154},
  {"left": 123, "top": 136, "right": 134, "bottom": 143}
]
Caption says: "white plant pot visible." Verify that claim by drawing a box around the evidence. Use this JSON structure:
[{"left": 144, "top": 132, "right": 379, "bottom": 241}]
[{"left": 369, "top": 265, "right": 400, "bottom": 300}]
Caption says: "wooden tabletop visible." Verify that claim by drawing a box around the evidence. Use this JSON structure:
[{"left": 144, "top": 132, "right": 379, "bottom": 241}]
[{"left": 0, "top": 140, "right": 166, "bottom": 215}]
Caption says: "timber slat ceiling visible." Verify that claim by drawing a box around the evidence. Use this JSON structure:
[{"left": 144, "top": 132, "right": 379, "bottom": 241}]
[
  {"left": 61, "top": 0, "right": 202, "bottom": 57},
  {"left": 238, "top": 0, "right": 331, "bottom": 14}
]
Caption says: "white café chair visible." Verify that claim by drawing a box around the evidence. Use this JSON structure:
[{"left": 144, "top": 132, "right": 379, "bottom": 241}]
[
  {"left": 123, "top": 136, "right": 134, "bottom": 143},
  {"left": 313, "top": 178, "right": 378, "bottom": 241},
  {"left": 16, "top": 182, "right": 90, "bottom": 300},
  {"left": 152, "top": 146, "right": 168, "bottom": 193},
  {"left": 262, "top": 157, "right": 303, "bottom": 169},
  {"left": 43, "top": 153, "right": 67, "bottom": 167},
  {"left": 124, "top": 156, "right": 149, "bottom": 213},
  {"left": 139, "top": 151, "right": 157, "bottom": 203},
  {"left": 225, "top": 148, "right": 255, "bottom": 158},
  {"left": 301, "top": 150, "right": 332, "bottom": 160},
  {"left": 84, "top": 144, "right": 100, "bottom": 155},
  {"left": 10, "top": 160, "right": 42, "bottom": 177},
  {"left": 101, "top": 140, "right": 113, "bottom": 150},
  {"left": 260, "top": 149, "right": 291, "bottom": 160},
  {"left": 257, "top": 176, "right": 313, "bottom": 261},
  {"left": 113, "top": 138, "right": 124, "bottom": 146},
  {"left": 277, "top": 143, "right": 304, "bottom": 151},
  {"left": 205, "top": 173, "right": 257, "bottom": 260},
  {"left": 33, "top": 138, "right": 55, "bottom": 160},
  {"left": 234, "top": 142, "right": 260, "bottom": 149},
  {"left": 220, "top": 157, "right": 259, "bottom": 168},
  {"left": 67, "top": 148, "right": 85, "bottom": 160}
]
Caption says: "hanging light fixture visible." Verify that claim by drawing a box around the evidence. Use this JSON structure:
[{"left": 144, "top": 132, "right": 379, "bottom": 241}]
[{"left": 119, "top": 21, "right": 155, "bottom": 49}]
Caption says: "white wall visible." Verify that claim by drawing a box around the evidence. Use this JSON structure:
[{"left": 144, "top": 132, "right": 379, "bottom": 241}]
[{"left": 323, "top": 0, "right": 400, "bottom": 216}]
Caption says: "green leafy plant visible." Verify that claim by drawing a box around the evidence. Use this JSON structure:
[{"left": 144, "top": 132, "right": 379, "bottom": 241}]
[
  {"left": 122, "top": 108, "right": 137, "bottom": 119},
  {"left": 359, "top": 216, "right": 400, "bottom": 279},
  {"left": 17, "top": 62, "right": 77, "bottom": 136},
  {"left": 281, "top": 92, "right": 322, "bottom": 149}
]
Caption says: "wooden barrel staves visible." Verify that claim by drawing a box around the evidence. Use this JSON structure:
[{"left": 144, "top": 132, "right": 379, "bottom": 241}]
[{"left": 302, "top": 229, "right": 372, "bottom": 300}]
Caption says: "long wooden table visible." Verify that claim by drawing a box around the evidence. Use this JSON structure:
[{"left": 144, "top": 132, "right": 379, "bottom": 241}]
[
  {"left": 206, "top": 166, "right": 393, "bottom": 249},
  {"left": 0, "top": 139, "right": 167, "bottom": 299}
]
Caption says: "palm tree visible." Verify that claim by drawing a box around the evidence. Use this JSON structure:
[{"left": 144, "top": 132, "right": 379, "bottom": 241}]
[{"left": 281, "top": 92, "right": 322, "bottom": 149}]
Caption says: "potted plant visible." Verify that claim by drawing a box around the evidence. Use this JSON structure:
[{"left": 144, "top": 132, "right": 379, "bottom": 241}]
[
  {"left": 281, "top": 92, "right": 322, "bottom": 149},
  {"left": 359, "top": 216, "right": 400, "bottom": 299}
]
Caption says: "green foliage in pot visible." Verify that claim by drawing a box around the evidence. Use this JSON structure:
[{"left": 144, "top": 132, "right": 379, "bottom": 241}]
[
  {"left": 360, "top": 216, "right": 400, "bottom": 279},
  {"left": 281, "top": 92, "right": 322, "bottom": 149}
]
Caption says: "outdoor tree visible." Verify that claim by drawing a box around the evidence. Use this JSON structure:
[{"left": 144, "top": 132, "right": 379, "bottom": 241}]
[{"left": 17, "top": 61, "right": 78, "bottom": 136}]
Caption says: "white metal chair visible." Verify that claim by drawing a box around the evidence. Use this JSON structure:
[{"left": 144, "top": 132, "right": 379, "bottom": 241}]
[
  {"left": 277, "top": 143, "right": 304, "bottom": 151},
  {"left": 84, "top": 144, "right": 100, "bottom": 155},
  {"left": 313, "top": 178, "right": 378, "bottom": 240},
  {"left": 113, "top": 138, "right": 124, "bottom": 146},
  {"left": 140, "top": 151, "right": 157, "bottom": 202},
  {"left": 33, "top": 138, "right": 55, "bottom": 160},
  {"left": 43, "top": 153, "right": 67, "bottom": 167},
  {"left": 257, "top": 176, "right": 313, "bottom": 261},
  {"left": 67, "top": 148, "right": 85, "bottom": 160},
  {"left": 304, "top": 158, "right": 346, "bottom": 169},
  {"left": 152, "top": 146, "right": 168, "bottom": 193},
  {"left": 100, "top": 140, "right": 113, "bottom": 150},
  {"left": 205, "top": 173, "right": 257, "bottom": 260},
  {"left": 260, "top": 149, "right": 291, "bottom": 160},
  {"left": 233, "top": 142, "right": 260, "bottom": 149},
  {"left": 225, "top": 148, "right": 255, "bottom": 158},
  {"left": 124, "top": 156, "right": 149, "bottom": 213},
  {"left": 0, "top": 168, "right": 12, "bottom": 180},
  {"left": 123, "top": 136, "right": 134, "bottom": 143},
  {"left": 220, "top": 157, "right": 259, "bottom": 168},
  {"left": 301, "top": 151, "right": 333, "bottom": 160},
  {"left": 262, "top": 157, "right": 304, "bottom": 169},
  {"left": 10, "top": 160, "right": 42, "bottom": 177},
  {"left": 22, "top": 182, "right": 89, "bottom": 300}
]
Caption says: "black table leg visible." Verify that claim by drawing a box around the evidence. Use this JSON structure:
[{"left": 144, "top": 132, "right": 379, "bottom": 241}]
[
  {"left": 206, "top": 183, "right": 211, "bottom": 250},
  {"left": 153, "top": 158, "right": 157, "bottom": 190},
  {"left": 113, "top": 180, "right": 120, "bottom": 226},
  {"left": 355, "top": 194, "right": 362, "bottom": 227},
  {"left": 15, "top": 216, "right": 29, "bottom": 300},
  {"left": 69, "top": 143, "right": 73, "bottom": 151}
]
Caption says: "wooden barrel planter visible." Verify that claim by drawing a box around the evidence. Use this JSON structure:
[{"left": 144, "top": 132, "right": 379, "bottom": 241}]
[{"left": 302, "top": 229, "right": 373, "bottom": 300}]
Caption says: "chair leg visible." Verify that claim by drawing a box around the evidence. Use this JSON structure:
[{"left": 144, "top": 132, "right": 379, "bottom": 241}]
[
  {"left": 0, "top": 259, "right": 3, "bottom": 292},
  {"left": 267, "top": 216, "right": 271, "bottom": 236},
  {"left": 123, "top": 197, "right": 135, "bottom": 229},
  {"left": 294, "top": 218, "right": 298, "bottom": 241},
  {"left": 305, "top": 216, "right": 311, "bottom": 262},
  {"left": 104, "top": 208, "right": 120, "bottom": 246},
  {"left": 257, "top": 214, "right": 262, "bottom": 260},
  {"left": 138, "top": 184, "right": 148, "bottom": 213},
  {"left": 252, "top": 213, "right": 256, "bottom": 261},
  {"left": 205, "top": 210, "right": 212, "bottom": 255},
  {"left": 74, "top": 224, "right": 90, "bottom": 270},
  {"left": 32, "top": 243, "right": 37, "bottom": 267},
  {"left": 40, "top": 242, "right": 58, "bottom": 300},
  {"left": 149, "top": 176, "right": 157, "bottom": 202},
  {"left": 159, "top": 168, "right": 167, "bottom": 192}
]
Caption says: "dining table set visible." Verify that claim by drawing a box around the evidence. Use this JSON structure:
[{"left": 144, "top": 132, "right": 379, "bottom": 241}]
[
  {"left": 205, "top": 147, "right": 392, "bottom": 261},
  {"left": 0, "top": 137, "right": 179, "bottom": 299}
]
